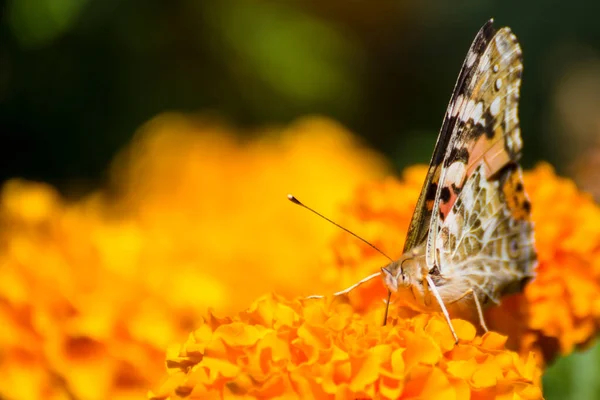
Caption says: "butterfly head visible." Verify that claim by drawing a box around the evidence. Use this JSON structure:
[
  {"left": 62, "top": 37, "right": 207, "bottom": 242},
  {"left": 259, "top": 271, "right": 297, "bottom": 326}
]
[{"left": 381, "top": 247, "right": 427, "bottom": 292}]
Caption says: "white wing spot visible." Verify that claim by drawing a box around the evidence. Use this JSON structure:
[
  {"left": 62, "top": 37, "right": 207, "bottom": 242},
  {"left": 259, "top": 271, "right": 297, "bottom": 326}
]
[
  {"left": 495, "top": 78, "right": 502, "bottom": 90},
  {"left": 447, "top": 162, "right": 467, "bottom": 188},
  {"left": 472, "top": 102, "right": 484, "bottom": 125},
  {"left": 451, "top": 94, "right": 465, "bottom": 117},
  {"left": 506, "top": 134, "right": 514, "bottom": 152},
  {"left": 509, "top": 107, "right": 518, "bottom": 123},
  {"left": 466, "top": 50, "right": 478, "bottom": 68},
  {"left": 479, "top": 52, "right": 492, "bottom": 72},
  {"left": 512, "top": 128, "right": 523, "bottom": 151},
  {"left": 463, "top": 100, "right": 476, "bottom": 122},
  {"left": 490, "top": 97, "right": 501, "bottom": 117},
  {"left": 493, "top": 64, "right": 499, "bottom": 73},
  {"left": 495, "top": 34, "right": 511, "bottom": 56}
]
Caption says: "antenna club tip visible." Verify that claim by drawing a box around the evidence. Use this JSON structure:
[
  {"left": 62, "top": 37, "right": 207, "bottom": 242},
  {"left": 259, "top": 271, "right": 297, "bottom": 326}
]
[{"left": 287, "top": 194, "right": 301, "bottom": 205}]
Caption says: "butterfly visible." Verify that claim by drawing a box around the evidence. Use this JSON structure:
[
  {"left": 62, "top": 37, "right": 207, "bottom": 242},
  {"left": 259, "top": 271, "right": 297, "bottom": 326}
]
[{"left": 299, "top": 19, "right": 537, "bottom": 343}]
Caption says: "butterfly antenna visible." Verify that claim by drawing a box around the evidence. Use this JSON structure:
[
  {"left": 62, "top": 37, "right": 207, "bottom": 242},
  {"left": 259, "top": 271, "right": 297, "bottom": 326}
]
[{"left": 287, "top": 194, "right": 393, "bottom": 262}]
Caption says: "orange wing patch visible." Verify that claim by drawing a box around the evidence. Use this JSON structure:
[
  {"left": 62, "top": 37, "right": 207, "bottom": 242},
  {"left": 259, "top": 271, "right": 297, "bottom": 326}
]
[{"left": 502, "top": 166, "right": 531, "bottom": 221}]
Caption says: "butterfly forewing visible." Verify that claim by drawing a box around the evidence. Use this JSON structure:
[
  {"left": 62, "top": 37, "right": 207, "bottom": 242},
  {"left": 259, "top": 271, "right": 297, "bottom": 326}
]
[
  {"left": 423, "top": 24, "right": 531, "bottom": 273},
  {"left": 417, "top": 23, "right": 537, "bottom": 306},
  {"left": 402, "top": 20, "right": 496, "bottom": 254}
]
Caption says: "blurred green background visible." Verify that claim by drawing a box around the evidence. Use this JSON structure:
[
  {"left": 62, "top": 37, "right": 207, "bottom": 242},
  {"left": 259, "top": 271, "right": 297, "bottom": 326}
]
[{"left": 1, "top": 1, "right": 600, "bottom": 397}]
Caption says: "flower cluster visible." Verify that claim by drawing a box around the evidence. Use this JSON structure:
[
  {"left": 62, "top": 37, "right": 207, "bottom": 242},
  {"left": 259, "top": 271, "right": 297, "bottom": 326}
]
[
  {"left": 149, "top": 294, "right": 542, "bottom": 400},
  {"left": 521, "top": 164, "right": 600, "bottom": 358}
]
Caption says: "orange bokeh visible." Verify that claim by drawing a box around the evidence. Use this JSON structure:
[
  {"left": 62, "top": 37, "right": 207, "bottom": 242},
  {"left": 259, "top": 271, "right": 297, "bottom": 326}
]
[{"left": 0, "top": 114, "right": 388, "bottom": 399}]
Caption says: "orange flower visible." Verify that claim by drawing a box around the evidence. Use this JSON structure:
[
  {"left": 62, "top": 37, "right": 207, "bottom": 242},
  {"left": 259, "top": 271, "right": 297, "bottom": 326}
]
[
  {"left": 520, "top": 164, "right": 600, "bottom": 358},
  {"left": 0, "top": 114, "right": 388, "bottom": 399},
  {"left": 149, "top": 294, "right": 542, "bottom": 400}
]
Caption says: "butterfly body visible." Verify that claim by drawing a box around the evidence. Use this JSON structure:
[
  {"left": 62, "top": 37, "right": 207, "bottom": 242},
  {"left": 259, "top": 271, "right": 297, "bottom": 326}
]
[{"left": 380, "top": 20, "right": 537, "bottom": 337}]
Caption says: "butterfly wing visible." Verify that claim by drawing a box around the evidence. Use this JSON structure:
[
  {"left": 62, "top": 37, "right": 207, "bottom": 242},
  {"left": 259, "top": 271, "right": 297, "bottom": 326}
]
[
  {"left": 426, "top": 24, "right": 536, "bottom": 297},
  {"left": 403, "top": 20, "right": 496, "bottom": 253}
]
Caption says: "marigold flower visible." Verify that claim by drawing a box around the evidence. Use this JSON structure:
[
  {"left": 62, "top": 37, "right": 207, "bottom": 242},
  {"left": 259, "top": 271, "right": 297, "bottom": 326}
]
[
  {"left": 0, "top": 114, "right": 388, "bottom": 399},
  {"left": 519, "top": 163, "right": 600, "bottom": 359},
  {"left": 149, "top": 294, "right": 542, "bottom": 400}
]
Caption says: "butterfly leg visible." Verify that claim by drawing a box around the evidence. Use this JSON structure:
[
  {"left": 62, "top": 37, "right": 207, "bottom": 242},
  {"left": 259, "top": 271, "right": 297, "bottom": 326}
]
[
  {"left": 425, "top": 275, "right": 459, "bottom": 343},
  {"left": 471, "top": 288, "right": 489, "bottom": 332},
  {"left": 448, "top": 288, "right": 473, "bottom": 304},
  {"left": 305, "top": 271, "right": 382, "bottom": 299},
  {"left": 448, "top": 288, "right": 489, "bottom": 333}
]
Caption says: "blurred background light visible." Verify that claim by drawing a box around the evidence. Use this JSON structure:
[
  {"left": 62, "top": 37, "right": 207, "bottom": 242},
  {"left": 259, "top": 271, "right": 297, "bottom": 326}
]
[{"left": 7, "top": 0, "right": 90, "bottom": 48}]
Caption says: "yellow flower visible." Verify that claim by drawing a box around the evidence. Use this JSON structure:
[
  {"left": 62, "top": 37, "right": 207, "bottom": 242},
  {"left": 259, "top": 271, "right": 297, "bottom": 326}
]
[
  {"left": 149, "top": 294, "right": 542, "bottom": 400},
  {"left": 109, "top": 113, "right": 390, "bottom": 314},
  {"left": 0, "top": 114, "right": 388, "bottom": 399}
]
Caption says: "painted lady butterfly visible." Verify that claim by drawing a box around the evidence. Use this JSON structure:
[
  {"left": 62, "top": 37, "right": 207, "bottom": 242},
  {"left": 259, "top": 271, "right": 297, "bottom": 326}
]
[
  {"left": 296, "top": 19, "right": 537, "bottom": 343},
  {"left": 382, "top": 19, "right": 537, "bottom": 341}
]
